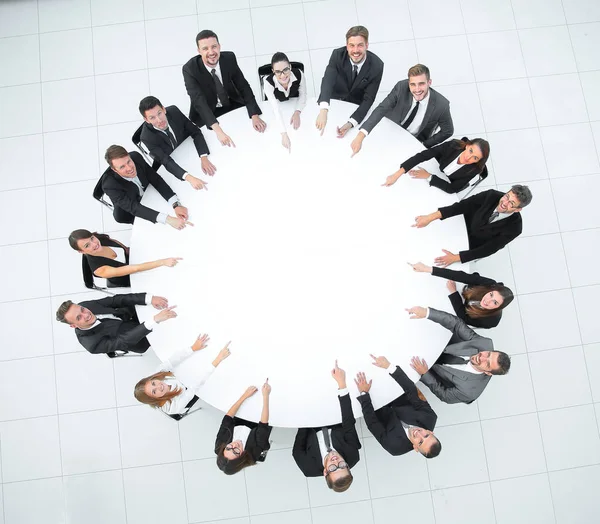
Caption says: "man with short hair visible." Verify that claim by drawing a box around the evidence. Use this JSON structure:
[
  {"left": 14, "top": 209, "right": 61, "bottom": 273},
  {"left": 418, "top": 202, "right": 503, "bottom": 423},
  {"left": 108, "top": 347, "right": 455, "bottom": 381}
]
[
  {"left": 55, "top": 293, "right": 176, "bottom": 356},
  {"left": 412, "top": 185, "right": 533, "bottom": 266},
  {"left": 101, "top": 145, "right": 191, "bottom": 229},
  {"left": 182, "top": 29, "right": 265, "bottom": 147},
  {"left": 406, "top": 306, "right": 511, "bottom": 404},
  {"left": 292, "top": 360, "right": 361, "bottom": 493},
  {"left": 351, "top": 64, "right": 453, "bottom": 156},
  {"left": 316, "top": 25, "right": 384, "bottom": 138},
  {"left": 355, "top": 354, "right": 441, "bottom": 458},
  {"left": 139, "top": 95, "right": 216, "bottom": 188}
]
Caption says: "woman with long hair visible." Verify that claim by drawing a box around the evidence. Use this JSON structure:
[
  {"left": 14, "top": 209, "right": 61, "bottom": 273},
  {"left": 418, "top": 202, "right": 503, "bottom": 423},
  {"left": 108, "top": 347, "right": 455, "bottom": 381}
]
[
  {"left": 383, "top": 137, "right": 490, "bottom": 194},
  {"left": 69, "top": 229, "right": 181, "bottom": 288},
  {"left": 215, "top": 380, "right": 272, "bottom": 475},
  {"left": 134, "top": 334, "right": 231, "bottom": 417},
  {"left": 409, "top": 262, "right": 513, "bottom": 328}
]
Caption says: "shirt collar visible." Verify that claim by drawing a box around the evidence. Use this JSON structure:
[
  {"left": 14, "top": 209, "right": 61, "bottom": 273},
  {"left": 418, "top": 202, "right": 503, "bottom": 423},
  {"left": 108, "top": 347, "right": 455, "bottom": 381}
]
[
  {"left": 152, "top": 118, "right": 170, "bottom": 133},
  {"left": 273, "top": 71, "right": 298, "bottom": 91}
]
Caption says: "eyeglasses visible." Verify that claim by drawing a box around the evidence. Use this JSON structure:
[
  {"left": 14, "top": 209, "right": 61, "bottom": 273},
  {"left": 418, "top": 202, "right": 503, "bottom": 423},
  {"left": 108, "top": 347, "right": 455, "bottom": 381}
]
[
  {"left": 273, "top": 66, "right": 291, "bottom": 76},
  {"left": 502, "top": 192, "right": 520, "bottom": 209},
  {"left": 225, "top": 444, "right": 241, "bottom": 456},
  {"left": 325, "top": 461, "right": 348, "bottom": 476}
]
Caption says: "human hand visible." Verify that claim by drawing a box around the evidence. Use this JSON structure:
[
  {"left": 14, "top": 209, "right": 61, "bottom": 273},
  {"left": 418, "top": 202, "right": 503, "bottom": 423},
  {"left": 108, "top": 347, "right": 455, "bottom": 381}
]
[
  {"left": 405, "top": 306, "right": 427, "bottom": 319},
  {"left": 435, "top": 249, "right": 460, "bottom": 268},
  {"left": 331, "top": 359, "right": 346, "bottom": 388},
  {"left": 200, "top": 156, "right": 217, "bottom": 176},
  {"left": 187, "top": 174, "right": 208, "bottom": 190},
  {"left": 290, "top": 111, "right": 301, "bottom": 130},
  {"left": 153, "top": 305, "right": 177, "bottom": 324},
  {"left": 382, "top": 171, "right": 403, "bottom": 187},
  {"left": 214, "top": 341, "right": 231, "bottom": 365},
  {"left": 242, "top": 386, "right": 258, "bottom": 399},
  {"left": 174, "top": 205, "right": 189, "bottom": 221},
  {"left": 316, "top": 109, "right": 328, "bottom": 135},
  {"left": 336, "top": 122, "right": 352, "bottom": 138},
  {"left": 447, "top": 280, "right": 457, "bottom": 293},
  {"left": 151, "top": 296, "right": 168, "bottom": 309},
  {"left": 370, "top": 354, "right": 391, "bottom": 369},
  {"left": 350, "top": 133, "right": 364, "bottom": 157},
  {"left": 166, "top": 216, "right": 189, "bottom": 230},
  {"left": 354, "top": 371, "right": 372, "bottom": 393},
  {"left": 162, "top": 257, "right": 183, "bottom": 268},
  {"left": 252, "top": 115, "right": 267, "bottom": 133},
  {"left": 216, "top": 130, "right": 235, "bottom": 147},
  {"left": 410, "top": 356, "right": 429, "bottom": 375},
  {"left": 409, "top": 168, "right": 430, "bottom": 179},
  {"left": 412, "top": 214, "right": 433, "bottom": 228},
  {"left": 407, "top": 261, "right": 432, "bottom": 274},
  {"left": 192, "top": 333, "right": 210, "bottom": 351},
  {"left": 281, "top": 132, "right": 291, "bottom": 152},
  {"left": 262, "top": 378, "right": 271, "bottom": 397}
]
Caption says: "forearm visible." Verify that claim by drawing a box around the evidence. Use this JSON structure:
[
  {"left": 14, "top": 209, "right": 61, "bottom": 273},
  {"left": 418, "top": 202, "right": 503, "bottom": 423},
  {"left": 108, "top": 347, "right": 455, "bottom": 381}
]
[
  {"left": 260, "top": 396, "right": 269, "bottom": 424},
  {"left": 99, "top": 259, "right": 164, "bottom": 278},
  {"left": 226, "top": 396, "right": 246, "bottom": 417}
]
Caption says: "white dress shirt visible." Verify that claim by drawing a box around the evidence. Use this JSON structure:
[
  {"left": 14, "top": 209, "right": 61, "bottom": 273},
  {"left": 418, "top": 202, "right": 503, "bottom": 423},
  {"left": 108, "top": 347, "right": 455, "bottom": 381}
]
[
  {"left": 232, "top": 425, "right": 251, "bottom": 446},
  {"left": 205, "top": 62, "right": 224, "bottom": 107},
  {"left": 445, "top": 361, "right": 483, "bottom": 374},
  {"left": 263, "top": 70, "right": 307, "bottom": 133},
  {"left": 490, "top": 210, "right": 513, "bottom": 223}
]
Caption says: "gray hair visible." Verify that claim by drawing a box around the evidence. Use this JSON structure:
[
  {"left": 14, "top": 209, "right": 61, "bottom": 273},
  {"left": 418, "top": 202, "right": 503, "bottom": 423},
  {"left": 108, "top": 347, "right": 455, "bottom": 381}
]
[{"left": 511, "top": 184, "right": 532, "bottom": 208}]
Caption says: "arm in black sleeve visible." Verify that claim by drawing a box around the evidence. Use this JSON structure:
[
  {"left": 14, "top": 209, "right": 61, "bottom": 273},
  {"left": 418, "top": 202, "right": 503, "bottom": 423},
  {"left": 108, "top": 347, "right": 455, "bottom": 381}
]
[
  {"left": 357, "top": 393, "right": 389, "bottom": 445},
  {"left": 142, "top": 163, "right": 176, "bottom": 204},
  {"left": 229, "top": 54, "right": 261, "bottom": 118},
  {"left": 253, "top": 422, "right": 272, "bottom": 453},
  {"left": 90, "top": 323, "right": 152, "bottom": 354},
  {"left": 448, "top": 291, "right": 469, "bottom": 322},
  {"left": 389, "top": 365, "right": 430, "bottom": 410},
  {"left": 400, "top": 142, "right": 446, "bottom": 172},
  {"left": 182, "top": 63, "right": 219, "bottom": 128},
  {"left": 90, "top": 292, "right": 148, "bottom": 309},
  {"left": 349, "top": 59, "right": 384, "bottom": 125},
  {"left": 423, "top": 103, "right": 454, "bottom": 148},
  {"left": 429, "top": 173, "right": 472, "bottom": 194},
  {"left": 432, "top": 266, "right": 498, "bottom": 286},
  {"left": 214, "top": 415, "right": 235, "bottom": 453},
  {"left": 103, "top": 180, "right": 160, "bottom": 223},
  {"left": 143, "top": 139, "right": 187, "bottom": 181},
  {"left": 181, "top": 114, "right": 210, "bottom": 157},
  {"left": 317, "top": 50, "right": 339, "bottom": 105},
  {"left": 359, "top": 82, "right": 403, "bottom": 134},
  {"left": 458, "top": 229, "right": 520, "bottom": 263},
  {"left": 338, "top": 393, "right": 361, "bottom": 449},
  {"left": 438, "top": 189, "right": 488, "bottom": 220}
]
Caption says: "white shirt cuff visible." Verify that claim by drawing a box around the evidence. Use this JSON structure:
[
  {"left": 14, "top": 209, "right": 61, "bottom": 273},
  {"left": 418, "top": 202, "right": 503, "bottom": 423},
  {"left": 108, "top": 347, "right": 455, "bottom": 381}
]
[
  {"left": 144, "top": 319, "right": 157, "bottom": 331},
  {"left": 319, "top": 102, "right": 329, "bottom": 109},
  {"left": 338, "top": 388, "right": 349, "bottom": 397},
  {"left": 427, "top": 175, "right": 432, "bottom": 182},
  {"left": 167, "top": 195, "right": 179, "bottom": 206},
  {"left": 145, "top": 294, "right": 151, "bottom": 305},
  {"left": 348, "top": 118, "right": 357, "bottom": 128},
  {"left": 200, "top": 154, "right": 208, "bottom": 157},
  {"left": 183, "top": 173, "right": 190, "bottom": 180},
  {"left": 426, "top": 307, "right": 431, "bottom": 319},
  {"left": 386, "top": 363, "right": 397, "bottom": 372},
  {"left": 359, "top": 128, "right": 369, "bottom": 137},
  {"left": 157, "top": 212, "right": 168, "bottom": 224}
]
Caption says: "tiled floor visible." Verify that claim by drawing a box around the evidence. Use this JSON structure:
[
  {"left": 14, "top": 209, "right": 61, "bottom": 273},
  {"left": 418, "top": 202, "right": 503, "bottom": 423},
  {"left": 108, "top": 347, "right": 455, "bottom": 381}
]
[{"left": 0, "top": 0, "right": 599, "bottom": 523}]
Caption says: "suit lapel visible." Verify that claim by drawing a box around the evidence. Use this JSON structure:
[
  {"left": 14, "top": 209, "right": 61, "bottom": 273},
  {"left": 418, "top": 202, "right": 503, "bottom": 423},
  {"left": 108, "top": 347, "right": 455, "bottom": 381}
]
[
  {"left": 420, "top": 90, "right": 437, "bottom": 131},
  {"left": 350, "top": 57, "right": 368, "bottom": 91}
]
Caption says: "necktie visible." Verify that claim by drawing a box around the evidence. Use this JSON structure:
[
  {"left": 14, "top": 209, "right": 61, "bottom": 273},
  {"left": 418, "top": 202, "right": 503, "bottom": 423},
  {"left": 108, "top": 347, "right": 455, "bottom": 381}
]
[
  {"left": 321, "top": 427, "right": 332, "bottom": 452},
  {"left": 351, "top": 65, "right": 358, "bottom": 85},
  {"left": 165, "top": 127, "right": 177, "bottom": 149},
  {"left": 211, "top": 69, "right": 230, "bottom": 107},
  {"left": 438, "top": 353, "right": 469, "bottom": 365},
  {"left": 401, "top": 101, "right": 420, "bottom": 130},
  {"left": 488, "top": 211, "right": 499, "bottom": 223}
]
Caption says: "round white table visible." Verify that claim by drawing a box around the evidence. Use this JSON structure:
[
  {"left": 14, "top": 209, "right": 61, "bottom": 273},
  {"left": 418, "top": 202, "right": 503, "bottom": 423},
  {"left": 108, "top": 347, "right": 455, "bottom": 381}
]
[{"left": 130, "top": 99, "right": 470, "bottom": 428}]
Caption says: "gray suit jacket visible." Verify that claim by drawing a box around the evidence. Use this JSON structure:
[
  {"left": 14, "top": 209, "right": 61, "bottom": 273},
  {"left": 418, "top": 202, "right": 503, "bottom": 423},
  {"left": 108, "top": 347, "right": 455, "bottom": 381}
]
[
  {"left": 359, "top": 80, "right": 453, "bottom": 147},
  {"left": 420, "top": 308, "right": 493, "bottom": 404}
]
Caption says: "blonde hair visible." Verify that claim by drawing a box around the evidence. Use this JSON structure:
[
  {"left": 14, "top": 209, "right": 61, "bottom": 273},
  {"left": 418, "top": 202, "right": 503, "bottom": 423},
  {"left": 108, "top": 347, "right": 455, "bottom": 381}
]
[{"left": 134, "top": 371, "right": 182, "bottom": 407}]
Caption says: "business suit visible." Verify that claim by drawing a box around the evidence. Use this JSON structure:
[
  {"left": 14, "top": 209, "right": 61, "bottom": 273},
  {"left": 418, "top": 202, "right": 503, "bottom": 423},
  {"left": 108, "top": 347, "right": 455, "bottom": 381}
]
[
  {"left": 360, "top": 80, "right": 453, "bottom": 148},
  {"left": 215, "top": 416, "right": 272, "bottom": 464},
  {"left": 420, "top": 308, "right": 493, "bottom": 404},
  {"left": 317, "top": 47, "right": 384, "bottom": 125},
  {"left": 101, "top": 151, "right": 176, "bottom": 225},
  {"left": 438, "top": 189, "right": 522, "bottom": 263},
  {"left": 140, "top": 105, "right": 210, "bottom": 181},
  {"left": 182, "top": 51, "right": 261, "bottom": 127},
  {"left": 401, "top": 139, "right": 487, "bottom": 194},
  {"left": 75, "top": 293, "right": 151, "bottom": 355},
  {"left": 357, "top": 365, "right": 437, "bottom": 456},
  {"left": 292, "top": 393, "right": 361, "bottom": 477}
]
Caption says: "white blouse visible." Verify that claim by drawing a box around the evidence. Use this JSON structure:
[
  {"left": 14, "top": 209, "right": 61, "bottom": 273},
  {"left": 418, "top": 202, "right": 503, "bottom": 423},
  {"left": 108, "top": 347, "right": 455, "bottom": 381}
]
[
  {"left": 263, "top": 70, "right": 307, "bottom": 133},
  {"left": 443, "top": 155, "right": 464, "bottom": 176}
]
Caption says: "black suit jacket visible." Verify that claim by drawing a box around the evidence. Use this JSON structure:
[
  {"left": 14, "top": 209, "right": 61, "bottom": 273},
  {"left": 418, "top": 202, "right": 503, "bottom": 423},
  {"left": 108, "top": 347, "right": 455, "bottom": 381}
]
[
  {"left": 401, "top": 139, "right": 485, "bottom": 194},
  {"left": 140, "top": 105, "right": 209, "bottom": 180},
  {"left": 360, "top": 80, "right": 453, "bottom": 147},
  {"left": 75, "top": 293, "right": 151, "bottom": 355},
  {"left": 182, "top": 51, "right": 261, "bottom": 127},
  {"left": 101, "top": 151, "right": 176, "bottom": 224},
  {"left": 292, "top": 393, "right": 362, "bottom": 477},
  {"left": 214, "top": 416, "right": 272, "bottom": 463},
  {"left": 317, "top": 47, "right": 384, "bottom": 125},
  {"left": 438, "top": 189, "right": 522, "bottom": 263},
  {"left": 357, "top": 366, "right": 437, "bottom": 456}
]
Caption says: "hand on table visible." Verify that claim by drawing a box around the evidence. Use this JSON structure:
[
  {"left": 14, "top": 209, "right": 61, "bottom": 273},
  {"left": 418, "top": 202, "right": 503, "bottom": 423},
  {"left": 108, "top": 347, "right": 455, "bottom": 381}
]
[
  {"left": 435, "top": 249, "right": 460, "bottom": 268},
  {"left": 336, "top": 122, "right": 352, "bottom": 138},
  {"left": 290, "top": 111, "right": 301, "bottom": 130},
  {"left": 316, "top": 109, "right": 328, "bottom": 135},
  {"left": 409, "top": 168, "right": 430, "bottom": 179},
  {"left": 354, "top": 371, "right": 372, "bottom": 393},
  {"left": 412, "top": 214, "right": 434, "bottom": 228},
  {"left": 405, "top": 306, "right": 427, "bottom": 319},
  {"left": 216, "top": 129, "right": 235, "bottom": 147},
  {"left": 162, "top": 257, "right": 182, "bottom": 267},
  {"left": 252, "top": 115, "right": 267, "bottom": 133},
  {"left": 153, "top": 305, "right": 177, "bottom": 324},
  {"left": 214, "top": 341, "right": 231, "bottom": 366},
  {"left": 382, "top": 170, "right": 403, "bottom": 187},
  {"left": 166, "top": 216, "right": 191, "bottom": 230},
  {"left": 350, "top": 133, "right": 364, "bottom": 157},
  {"left": 446, "top": 280, "right": 457, "bottom": 293},
  {"left": 262, "top": 378, "right": 271, "bottom": 397},
  {"left": 370, "top": 353, "right": 391, "bottom": 369},
  {"left": 187, "top": 174, "right": 208, "bottom": 190},
  {"left": 281, "top": 132, "right": 291, "bottom": 152},
  {"left": 407, "top": 261, "right": 432, "bottom": 274},
  {"left": 174, "top": 205, "right": 189, "bottom": 221},
  {"left": 410, "top": 356, "right": 429, "bottom": 375},
  {"left": 200, "top": 156, "right": 217, "bottom": 176},
  {"left": 192, "top": 333, "right": 210, "bottom": 351},
  {"left": 151, "top": 295, "right": 169, "bottom": 309},
  {"left": 242, "top": 386, "right": 258, "bottom": 399}
]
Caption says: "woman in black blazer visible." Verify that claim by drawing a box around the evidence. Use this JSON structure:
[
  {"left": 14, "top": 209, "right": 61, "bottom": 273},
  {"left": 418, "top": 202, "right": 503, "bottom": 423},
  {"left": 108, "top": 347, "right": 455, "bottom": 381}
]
[
  {"left": 68, "top": 229, "right": 181, "bottom": 288},
  {"left": 409, "top": 261, "right": 513, "bottom": 328},
  {"left": 215, "top": 380, "right": 272, "bottom": 475},
  {"left": 383, "top": 138, "right": 490, "bottom": 194}
]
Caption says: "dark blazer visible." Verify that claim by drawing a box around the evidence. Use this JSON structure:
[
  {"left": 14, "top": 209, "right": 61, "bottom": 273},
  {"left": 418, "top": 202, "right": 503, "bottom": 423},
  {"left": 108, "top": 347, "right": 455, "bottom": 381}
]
[
  {"left": 292, "top": 393, "right": 361, "bottom": 477},
  {"left": 317, "top": 47, "right": 384, "bottom": 125},
  {"left": 357, "top": 366, "right": 437, "bottom": 456},
  {"left": 432, "top": 267, "right": 503, "bottom": 329},
  {"left": 214, "top": 416, "right": 272, "bottom": 465},
  {"left": 439, "top": 189, "right": 522, "bottom": 263},
  {"left": 101, "top": 151, "right": 176, "bottom": 224},
  {"left": 182, "top": 51, "right": 261, "bottom": 127},
  {"left": 360, "top": 80, "right": 453, "bottom": 147},
  {"left": 85, "top": 234, "right": 130, "bottom": 288},
  {"left": 420, "top": 308, "right": 493, "bottom": 404},
  {"left": 401, "top": 139, "right": 485, "bottom": 194},
  {"left": 75, "top": 293, "right": 151, "bottom": 355},
  {"left": 140, "top": 105, "right": 209, "bottom": 181}
]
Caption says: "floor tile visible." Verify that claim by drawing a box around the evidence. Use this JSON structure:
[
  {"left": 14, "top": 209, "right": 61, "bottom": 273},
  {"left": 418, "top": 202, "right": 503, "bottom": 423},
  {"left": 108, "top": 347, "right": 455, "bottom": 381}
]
[
  {"left": 422, "top": 388, "right": 481, "bottom": 427},
  {"left": 573, "top": 285, "right": 600, "bottom": 345},
  {"left": 435, "top": 83, "right": 485, "bottom": 135},
  {"left": 145, "top": 15, "right": 198, "bottom": 69},
  {"left": 303, "top": 0, "right": 358, "bottom": 50},
  {"left": 563, "top": 230, "right": 600, "bottom": 287},
  {"left": 90, "top": 0, "right": 144, "bottom": 26},
  {"left": 0, "top": 35, "right": 40, "bottom": 88},
  {"left": 468, "top": 31, "right": 526, "bottom": 82},
  {"left": 473, "top": 248, "right": 516, "bottom": 290},
  {"left": 367, "top": 40, "right": 418, "bottom": 95},
  {"left": 197, "top": 9, "right": 256, "bottom": 58},
  {"left": 44, "top": 127, "right": 100, "bottom": 185},
  {"left": 145, "top": 0, "right": 197, "bottom": 19},
  {"left": 549, "top": 465, "right": 600, "bottom": 523},
  {"left": 539, "top": 404, "right": 600, "bottom": 471},
  {"left": 0, "top": 83, "right": 42, "bottom": 138},
  {"left": 0, "top": 134, "right": 45, "bottom": 191},
  {"left": 148, "top": 65, "right": 192, "bottom": 116},
  {"left": 95, "top": 70, "right": 150, "bottom": 126},
  {"left": 432, "top": 482, "right": 495, "bottom": 524},
  {"left": 570, "top": 22, "right": 600, "bottom": 72},
  {"left": 40, "top": 28, "right": 94, "bottom": 82},
  {"left": 461, "top": 0, "right": 515, "bottom": 32},
  {"left": 0, "top": 298, "right": 53, "bottom": 360},
  {"left": 540, "top": 123, "right": 599, "bottom": 179},
  {"left": 416, "top": 35, "right": 474, "bottom": 86},
  {"left": 562, "top": 0, "right": 600, "bottom": 24},
  {"left": 41, "top": 77, "right": 97, "bottom": 132},
  {"left": 580, "top": 71, "right": 600, "bottom": 122},
  {"left": 59, "top": 409, "right": 122, "bottom": 475},
  {"left": 491, "top": 474, "right": 555, "bottom": 524},
  {"left": 251, "top": 510, "right": 311, "bottom": 524},
  {"left": 92, "top": 22, "right": 147, "bottom": 75},
  {"left": 3, "top": 477, "right": 64, "bottom": 524},
  {"left": 0, "top": 416, "right": 62, "bottom": 482},
  {"left": 312, "top": 501, "right": 374, "bottom": 524},
  {"left": 408, "top": 0, "right": 465, "bottom": 38},
  {"left": 478, "top": 78, "right": 537, "bottom": 132},
  {"left": 0, "top": 242, "right": 50, "bottom": 302},
  {"left": 552, "top": 174, "right": 600, "bottom": 232},
  {"left": 511, "top": 0, "right": 565, "bottom": 28},
  {"left": 482, "top": 294, "right": 528, "bottom": 355},
  {"left": 519, "top": 26, "right": 577, "bottom": 77},
  {"left": 199, "top": 0, "right": 249, "bottom": 12},
  {"left": 64, "top": 470, "right": 127, "bottom": 524},
  {"left": 0, "top": 0, "right": 38, "bottom": 38},
  {"left": 372, "top": 491, "right": 435, "bottom": 524},
  {"left": 584, "top": 344, "right": 600, "bottom": 403},
  {"left": 113, "top": 350, "right": 162, "bottom": 407},
  {"left": 355, "top": 0, "right": 413, "bottom": 43},
  {"left": 253, "top": 4, "right": 308, "bottom": 56},
  {"left": 0, "top": 187, "right": 47, "bottom": 246},
  {"left": 38, "top": 0, "right": 92, "bottom": 32},
  {"left": 529, "top": 74, "right": 588, "bottom": 127},
  {"left": 529, "top": 346, "right": 593, "bottom": 410},
  {"left": 178, "top": 402, "right": 227, "bottom": 460}
]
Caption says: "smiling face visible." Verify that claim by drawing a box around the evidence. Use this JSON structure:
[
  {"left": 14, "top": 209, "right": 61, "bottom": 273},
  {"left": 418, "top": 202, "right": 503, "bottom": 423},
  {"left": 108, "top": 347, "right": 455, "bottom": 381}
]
[
  {"left": 480, "top": 290, "right": 504, "bottom": 310},
  {"left": 408, "top": 427, "right": 437, "bottom": 455},
  {"left": 496, "top": 190, "right": 522, "bottom": 214},
  {"left": 470, "top": 351, "right": 501, "bottom": 375},
  {"left": 198, "top": 36, "right": 220, "bottom": 68},
  {"left": 272, "top": 60, "right": 292, "bottom": 84},
  {"left": 323, "top": 451, "right": 349, "bottom": 481},
  {"left": 110, "top": 154, "right": 137, "bottom": 179},
  {"left": 63, "top": 304, "right": 96, "bottom": 329},
  {"left": 346, "top": 35, "right": 368, "bottom": 64},
  {"left": 408, "top": 73, "right": 431, "bottom": 102},
  {"left": 143, "top": 104, "right": 168, "bottom": 130},
  {"left": 458, "top": 144, "right": 483, "bottom": 165},
  {"left": 76, "top": 234, "right": 101, "bottom": 255},
  {"left": 143, "top": 379, "right": 171, "bottom": 399},
  {"left": 223, "top": 440, "right": 244, "bottom": 460}
]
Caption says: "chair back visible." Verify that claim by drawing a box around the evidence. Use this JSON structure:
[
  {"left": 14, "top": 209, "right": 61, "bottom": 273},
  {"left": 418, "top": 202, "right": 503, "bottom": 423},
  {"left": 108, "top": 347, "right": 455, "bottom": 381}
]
[
  {"left": 132, "top": 124, "right": 166, "bottom": 172},
  {"left": 258, "top": 61, "right": 305, "bottom": 101},
  {"left": 168, "top": 395, "right": 201, "bottom": 421},
  {"left": 93, "top": 168, "right": 114, "bottom": 210}
]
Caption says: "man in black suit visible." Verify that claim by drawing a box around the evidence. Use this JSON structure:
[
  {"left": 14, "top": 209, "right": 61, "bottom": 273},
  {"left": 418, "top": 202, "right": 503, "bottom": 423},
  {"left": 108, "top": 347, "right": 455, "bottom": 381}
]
[
  {"left": 413, "top": 185, "right": 533, "bottom": 266},
  {"left": 292, "top": 360, "right": 361, "bottom": 493},
  {"left": 355, "top": 354, "right": 441, "bottom": 458},
  {"left": 316, "top": 25, "right": 384, "bottom": 138},
  {"left": 182, "top": 29, "right": 265, "bottom": 147},
  {"left": 101, "top": 145, "right": 191, "bottom": 229},
  {"left": 350, "top": 64, "right": 453, "bottom": 156},
  {"left": 139, "top": 96, "right": 215, "bottom": 189},
  {"left": 406, "top": 306, "right": 511, "bottom": 404},
  {"left": 55, "top": 293, "right": 176, "bottom": 356}
]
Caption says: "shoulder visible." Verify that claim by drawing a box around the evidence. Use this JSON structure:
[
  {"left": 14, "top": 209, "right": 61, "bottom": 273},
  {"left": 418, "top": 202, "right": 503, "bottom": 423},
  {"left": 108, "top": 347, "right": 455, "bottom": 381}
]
[
  {"left": 392, "top": 79, "right": 409, "bottom": 92},
  {"left": 429, "top": 87, "right": 450, "bottom": 106},
  {"left": 330, "top": 46, "right": 347, "bottom": 60},
  {"left": 366, "top": 50, "right": 384, "bottom": 68},
  {"left": 129, "top": 150, "right": 145, "bottom": 164},
  {"left": 182, "top": 55, "right": 200, "bottom": 72},
  {"left": 166, "top": 105, "right": 184, "bottom": 117},
  {"left": 220, "top": 51, "right": 237, "bottom": 65},
  {"left": 139, "top": 122, "right": 155, "bottom": 139}
]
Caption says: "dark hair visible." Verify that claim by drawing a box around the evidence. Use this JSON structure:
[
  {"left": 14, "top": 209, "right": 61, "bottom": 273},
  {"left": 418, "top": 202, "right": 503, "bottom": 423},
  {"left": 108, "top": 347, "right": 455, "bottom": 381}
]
[
  {"left": 271, "top": 52, "right": 290, "bottom": 67},
  {"left": 196, "top": 30, "right": 219, "bottom": 46},
  {"left": 423, "top": 438, "right": 442, "bottom": 459},
  {"left": 408, "top": 64, "right": 430, "bottom": 81},
  {"left": 56, "top": 300, "right": 75, "bottom": 323},
  {"left": 491, "top": 352, "right": 511, "bottom": 376},
  {"left": 325, "top": 470, "right": 354, "bottom": 492},
  {"left": 510, "top": 184, "right": 533, "bottom": 208},
  {"left": 139, "top": 96, "right": 163, "bottom": 117},
  {"left": 456, "top": 137, "right": 490, "bottom": 173},
  {"left": 345, "top": 25, "right": 369, "bottom": 42},
  {"left": 104, "top": 145, "right": 129, "bottom": 166},
  {"left": 215, "top": 443, "right": 257, "bottom": 475},
  {"left": 68, "top": 229, "right": 94, "bottom": 251},
  {"left": 462, "top": 284, "right": 514, "bottom": 318}
]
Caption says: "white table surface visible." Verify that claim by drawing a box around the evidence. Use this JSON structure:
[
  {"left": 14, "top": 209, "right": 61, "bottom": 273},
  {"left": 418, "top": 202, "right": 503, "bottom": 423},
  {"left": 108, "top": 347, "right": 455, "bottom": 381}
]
[{"left": 130, "top": 99, "right": 470, "bottom": 428}]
